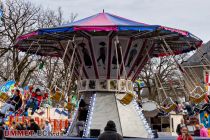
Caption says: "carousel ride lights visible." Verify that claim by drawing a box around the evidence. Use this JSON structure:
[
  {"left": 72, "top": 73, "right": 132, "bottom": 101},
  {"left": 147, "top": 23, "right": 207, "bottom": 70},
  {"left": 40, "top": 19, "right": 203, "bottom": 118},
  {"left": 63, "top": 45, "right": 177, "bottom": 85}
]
[
  {"left": 66, "top": 98, "right": 81, "bottom": 136},
  {"left": 83, "top": 94, "right": 96, "bottom": 137},
  {"left": 12, "top": 12, "right": 203, "bottom": 138},
  {"left": 132, "top": 99, "right": 154, "bottom": 138}
]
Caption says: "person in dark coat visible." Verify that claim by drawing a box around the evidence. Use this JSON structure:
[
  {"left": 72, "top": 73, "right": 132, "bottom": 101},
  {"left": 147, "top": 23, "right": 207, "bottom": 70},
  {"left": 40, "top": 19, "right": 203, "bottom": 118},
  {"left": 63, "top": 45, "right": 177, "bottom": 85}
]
[
  {"left": 75, "top": 99, "right": 88, "bottom": 137},
  {"left": 98, "top": 120, "right": 123, "bottom": 140},
  {"left": 193, "top": 124, "right": 200, "bottom": 136},
  {"left": 184, "top": 102, "right": 194, "bottom": 116},
  {"left": 29, "top": 119, "right": 40, "bottom": 133},
  {"left": 0, "top": 89, "right": 22, "bottom": 117},
  {"left": 176, "top": 119, "right": 186, "bottom": 135},
  {"left": 0, "top": 123, "right": 4, "bottom": 140}
]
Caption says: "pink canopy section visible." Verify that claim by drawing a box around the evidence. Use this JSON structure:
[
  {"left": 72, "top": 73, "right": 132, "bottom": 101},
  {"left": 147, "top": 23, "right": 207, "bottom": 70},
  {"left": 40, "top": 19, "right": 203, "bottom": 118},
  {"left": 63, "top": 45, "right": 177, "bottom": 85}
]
[{"left": 15, "top": 12, "right": 202, "bottom": 58}]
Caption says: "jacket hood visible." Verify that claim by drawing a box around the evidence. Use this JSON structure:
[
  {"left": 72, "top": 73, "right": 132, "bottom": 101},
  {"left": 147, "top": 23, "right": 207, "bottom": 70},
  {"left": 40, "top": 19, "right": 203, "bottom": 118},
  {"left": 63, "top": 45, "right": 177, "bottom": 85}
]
[{"left": 104, "top": 120, "right": 117, "bottom": 132}]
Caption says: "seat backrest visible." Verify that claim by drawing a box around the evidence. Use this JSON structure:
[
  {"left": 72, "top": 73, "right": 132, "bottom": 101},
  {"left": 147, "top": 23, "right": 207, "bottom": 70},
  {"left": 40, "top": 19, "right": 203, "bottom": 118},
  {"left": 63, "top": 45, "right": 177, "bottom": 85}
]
[
  {"left": 189, "top": 94, "right": 206, "bottom": 104},
  {"left": 119, "top": 92, "right": 134, "bottom": 105},
  {"left": 0, "top": 92, "right": 10, "bottom": 102},
  {"left": 162, "top": 103, "right": 177, "bottom": 113},
  {"left": 51, "top": 91, "right": 63, "bottom": 102}
]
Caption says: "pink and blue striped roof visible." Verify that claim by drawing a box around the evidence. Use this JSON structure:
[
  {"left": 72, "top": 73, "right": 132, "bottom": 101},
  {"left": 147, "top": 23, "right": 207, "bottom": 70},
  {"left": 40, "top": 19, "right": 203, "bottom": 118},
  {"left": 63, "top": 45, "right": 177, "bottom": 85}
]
[
  {"left": 15, "top": 12, "right": 202, "bottom": 58},
  {"left": 17, "top": 12, "right": 196, "bottom": 41},
  {"left": 66, "top": 12, "right": 150, "bottom": 27},
  {"left": 37, "top": 12, "right": 159, "bottom": 34}
]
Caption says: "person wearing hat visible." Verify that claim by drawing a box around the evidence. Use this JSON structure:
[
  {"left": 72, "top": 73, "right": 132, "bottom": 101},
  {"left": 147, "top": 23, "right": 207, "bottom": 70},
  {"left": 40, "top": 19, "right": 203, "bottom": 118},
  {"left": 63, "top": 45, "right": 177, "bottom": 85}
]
[
  {"left": 0, "top": 88, "right": 22, "bottom": 117},
  {"left": 79, "top": 42, "right": 92, "bottom": 68},
  {"left": 97, "top": 42, "right": 107, "bottom": 68},
  {"left": 98, "top": 120, "right": 123, "bottom": 140},
  {"left": 24, "top": 88, "right": 43, "bottom": 115},
  {"left": 44, "top": 119, "right": 52, "bottom": 135}
]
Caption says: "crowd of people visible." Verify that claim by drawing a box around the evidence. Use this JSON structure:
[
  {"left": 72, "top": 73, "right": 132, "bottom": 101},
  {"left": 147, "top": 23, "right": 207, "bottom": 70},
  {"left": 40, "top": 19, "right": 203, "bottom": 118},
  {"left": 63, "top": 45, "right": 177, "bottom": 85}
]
[
  {"left": 176, "top": 119, "right": 209, "bottom": 140},
  {"left": 0, "top": 86, "right": 49, "bottom": 118},
  {"left": 0, "top": 118, "right": 53, "bottom": 139}
]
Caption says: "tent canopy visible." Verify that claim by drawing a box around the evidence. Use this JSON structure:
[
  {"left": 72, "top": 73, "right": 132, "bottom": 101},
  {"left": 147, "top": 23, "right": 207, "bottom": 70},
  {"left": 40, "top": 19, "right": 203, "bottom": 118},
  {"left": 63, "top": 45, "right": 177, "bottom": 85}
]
[{"left": 15, "top": 12, "right": 202, "bottom": 57}]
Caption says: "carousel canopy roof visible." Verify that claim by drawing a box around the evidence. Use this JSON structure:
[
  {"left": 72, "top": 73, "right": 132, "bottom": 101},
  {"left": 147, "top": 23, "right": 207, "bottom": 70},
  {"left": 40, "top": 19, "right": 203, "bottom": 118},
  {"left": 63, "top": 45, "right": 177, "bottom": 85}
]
[
  {"left": 15, "top": 12, "right": 202, "bottom": 57},
  {"left": 182, "top": 41, "right": 210, "bottom": 66}
]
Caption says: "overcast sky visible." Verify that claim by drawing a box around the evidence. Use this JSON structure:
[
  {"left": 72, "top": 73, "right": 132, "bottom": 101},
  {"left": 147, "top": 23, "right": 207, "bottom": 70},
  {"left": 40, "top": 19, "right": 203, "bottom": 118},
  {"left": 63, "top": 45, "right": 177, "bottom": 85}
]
[{"left": 27, "top": 0, "right": 210, "bottom": 43}]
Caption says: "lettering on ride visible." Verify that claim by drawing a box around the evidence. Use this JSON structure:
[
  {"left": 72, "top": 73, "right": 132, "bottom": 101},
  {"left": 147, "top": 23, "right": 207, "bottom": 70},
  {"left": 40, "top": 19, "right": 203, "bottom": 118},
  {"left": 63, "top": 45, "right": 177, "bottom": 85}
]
[
  {"left": 4, "top": 130, "right": 34, "bottom": 136},
  {"left": 4, "top": 130, "right": 64, "bottom": 137}
]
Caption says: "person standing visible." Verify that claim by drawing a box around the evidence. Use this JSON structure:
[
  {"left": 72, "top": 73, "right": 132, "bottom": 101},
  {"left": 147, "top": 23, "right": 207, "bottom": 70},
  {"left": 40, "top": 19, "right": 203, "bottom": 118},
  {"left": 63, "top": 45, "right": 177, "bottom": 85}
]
[
  {"left": 98, "top": 120, "right": 123, "bottom": 140},
  {"left": 44, "top": 120, "right": 52, "bottom": 135},
  {"left": 176, "top": 119, "right": 186, "bottom": 135},
  {"left": 10, "top": 122, "right": 16, "bottom": 130},
  {"left": 177, "top": 126, "right": 193, "bottom": 140},
  {"left": 193, "top": 124, "right": 200, "bottom": 136},
  {"left": 23, "top": 121, "right": 30, "bottom": 130},
  {"left": 200, "top": 124, "right": 208, "bottom": 137},
  {"left": 0, "top": 123, "right": 4, "bottom": 140},
  {"left": 29, "top": 118, "right": 40, "bottom": 133},
  {"left": 75, "top": 99, "right": 88, "bottom": 137}
]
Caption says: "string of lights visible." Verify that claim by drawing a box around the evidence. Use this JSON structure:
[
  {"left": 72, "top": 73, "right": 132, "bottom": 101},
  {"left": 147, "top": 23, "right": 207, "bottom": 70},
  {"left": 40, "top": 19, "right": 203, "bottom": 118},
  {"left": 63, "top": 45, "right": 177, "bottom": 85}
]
[
  {"left": 65, "top": 98, "right": 81, "bottom": 136},
  {"left": 82, "top": 93, "right": 96, "bottom": 137},
  {"left": 133, "top": 99, "right": 154, "bottom": 139}
]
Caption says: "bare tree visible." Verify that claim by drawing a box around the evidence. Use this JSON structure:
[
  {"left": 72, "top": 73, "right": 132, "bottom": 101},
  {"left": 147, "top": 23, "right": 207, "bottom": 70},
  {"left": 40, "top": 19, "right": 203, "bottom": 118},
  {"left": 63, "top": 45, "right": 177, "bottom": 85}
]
[
  {"left": 0, "top": 0, "right": 78, "bottom": 92},
  {"left": 138, "top": 54, "right": 189, "bottom": 103},
  {"left": 0, "top": 0, "right": 41, "bottom": 83}
]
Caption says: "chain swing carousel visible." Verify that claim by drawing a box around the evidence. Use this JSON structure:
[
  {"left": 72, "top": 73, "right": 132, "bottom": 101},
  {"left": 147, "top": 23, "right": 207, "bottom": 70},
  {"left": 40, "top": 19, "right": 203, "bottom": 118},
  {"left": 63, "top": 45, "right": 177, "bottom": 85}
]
[{"left": 14, "top": 12, "right": 202, "bottom": 138}]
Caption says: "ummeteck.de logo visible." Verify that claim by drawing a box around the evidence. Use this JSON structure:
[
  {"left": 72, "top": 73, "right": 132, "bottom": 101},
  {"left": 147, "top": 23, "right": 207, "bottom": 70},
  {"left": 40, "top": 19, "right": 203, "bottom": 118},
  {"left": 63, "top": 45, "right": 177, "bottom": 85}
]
[{"left": 4, "top": 130, "right": 64, "bottom": 136}]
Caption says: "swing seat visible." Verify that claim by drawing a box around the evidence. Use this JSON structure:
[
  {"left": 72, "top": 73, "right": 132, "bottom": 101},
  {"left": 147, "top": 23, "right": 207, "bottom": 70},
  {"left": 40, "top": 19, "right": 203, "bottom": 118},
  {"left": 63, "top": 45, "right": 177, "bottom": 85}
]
[
  {"left": 0, "top": 92, "right": 10, "bottom": 102},
  {"left": 65, "top": 102, "right": 73, "bottom": 111},
  {"left": 189, "top": 86, "right": 206, "bottom": 104},
  {"left": 189, "top": 94, "right": 206, "bottom": 104},
  {"left": 119, "top": 92, "right": 134, "bottom": 105},
  {"left": 51, "top": 91, "right": 64, "bottom": 102},
  {"left": 161, "top": 103, "right": 177, "bottom": 113},
  {"left": 160, "top": 97, "right": 177, "bottom": 113}
]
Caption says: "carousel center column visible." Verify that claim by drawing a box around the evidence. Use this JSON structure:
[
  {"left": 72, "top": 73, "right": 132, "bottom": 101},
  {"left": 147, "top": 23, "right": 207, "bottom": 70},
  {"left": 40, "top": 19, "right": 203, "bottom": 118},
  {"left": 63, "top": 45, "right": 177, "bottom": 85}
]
[{"left": 78, "top": 79, "right": 153, "bottom": 138}]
